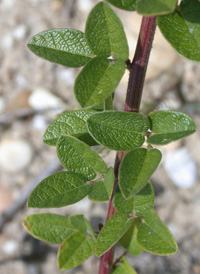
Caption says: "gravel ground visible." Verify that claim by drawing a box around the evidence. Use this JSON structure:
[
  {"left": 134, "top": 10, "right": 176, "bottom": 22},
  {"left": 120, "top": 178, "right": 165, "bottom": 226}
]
[{"left": 0, "top": 0, "right": 200, "bottom": 274}]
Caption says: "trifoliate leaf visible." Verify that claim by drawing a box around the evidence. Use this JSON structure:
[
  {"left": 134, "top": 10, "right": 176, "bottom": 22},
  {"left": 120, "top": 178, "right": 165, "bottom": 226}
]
[
  {"left": 95, "top": 213, "right": 133, "bottom": 257},
  {"left": 58, "top": 231, "right": 95, "bottom": 270},
  {"left": 75, "top": 57, "right": 125, "bottom": 107},
  {"left": 137, "top": 209, "right": 178, "bottom": 255},
  {"left": 148, "top": 110, "right": 196, "bottom": 145},
  {"left": 28, "top": 29, "right": 94, "bottom": 67},
  {"left": 43, "top": 109, "right": 97, "bottom": 146},
  {"left": 119, "top": 148, "right": 162, "bottom": 198},
  {"left": 87, "top": 111, "right": 149, "bottom": 151},
  {"left": 28, "top": 171, "right": 91, "bottom": 208},
  {"left": 86, "top": 2, "right": 129, "bottom": 60},
  {"left": 57, "top": 136, "right": 107, "bottom": 180},
  {"left": 114, "top": 182, "right": 154, "bottom": 215}
]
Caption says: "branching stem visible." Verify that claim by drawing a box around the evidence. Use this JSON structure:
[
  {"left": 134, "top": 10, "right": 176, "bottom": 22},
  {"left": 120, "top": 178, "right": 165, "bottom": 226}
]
[{"left": 98, "top": 16, "right": 156, "bottom": 274}]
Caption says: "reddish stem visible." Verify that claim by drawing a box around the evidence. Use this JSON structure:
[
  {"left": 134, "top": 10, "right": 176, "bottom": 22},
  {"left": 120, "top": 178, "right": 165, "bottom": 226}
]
[{"left": 98, "top": 16, "right": 156, "bottom": 274}]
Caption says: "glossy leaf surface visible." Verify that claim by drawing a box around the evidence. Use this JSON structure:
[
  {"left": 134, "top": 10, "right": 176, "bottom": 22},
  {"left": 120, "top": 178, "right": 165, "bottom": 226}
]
[
  {"left": 137, "top": 209, "right": 178, "bottom": 255},
  {"left": 157, "top": 0, "right": 200, "bottom": 61},
  {"left": 137, "top": 0, "right": 177, "bottom": 16},
  {"left": 86, "top": 2, "right": 129, "bottom": 60},
  {"left": 69, "top": 214, "right": 95, "bottom": 240},
  {"left": 148, "top": 110, "right": 196, "bottom": 145},
  {"left": 96, "top": 213, "right": 133, "bottom": 257},
  {"left": 22, "top": 213, "right": 75, "bottom": 244},
  {"left": 119, "top": 148, "right": 162, "bottom": 198},
  {"left": 119, "top": 218, "right": 143, "bottom": 256},
  {"left": 88, "top": 167, "right": 114, "bottom": 202},
  {"left": 28, "top": 29, "right": 94, "bottom": 67},
  {"left": 58, "top": 231, "right": 95, "bottom": 270},
  {"left": 43, "top": 110, "right": 97, "bottom": 146},
  {"left": 87, "top": 111, "right": 149, "bottom": 151},
  {"left": 75, "top": 57, "right": 125, "bottom": 107},
  {"left": 106, "top": 0, "right": 137, "bottom": 11},
  {"left": 28, "top": 171, "right": 91, "bottom": 208},
  {"left": 57, "top": 136, "right": 107, "bottom": 180},
  {"left": 112, "top": 257, "right": 138, "bottom": 274},
  {"left": 114, "top": 182, "right": 154, "bottom": 215}
]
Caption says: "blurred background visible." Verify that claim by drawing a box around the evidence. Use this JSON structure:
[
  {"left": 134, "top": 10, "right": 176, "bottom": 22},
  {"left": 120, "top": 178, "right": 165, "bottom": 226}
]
[{"left": 0, "top": 0, "right": 200, "bottom": 273}]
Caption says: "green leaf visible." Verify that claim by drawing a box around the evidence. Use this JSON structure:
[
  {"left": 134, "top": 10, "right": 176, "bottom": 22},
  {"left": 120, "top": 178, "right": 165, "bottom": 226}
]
[
  {"left": 137, "top": 0, "right": 177, "bottom": 16},
  {"left": 106, "top": 0, "right": 137, "bottom": 11},
  {"left": 95, "top": 213, "right": 133, "bottom": 257},
  {"left": 137, "top": 209, "right": 178, "bottom": 255},
  {"left": 28, "top": 171, "right": 91, "bottom": 208},
  {"left": 157, "top": 0, "right": 200, "bottom": 62},
  {"left": 22, "top": 213, "right": 75, "bottom": 244},
  {"left": 57, "top": 136, "right": 107, "bottom": 180},
  {"left": 69, "top": 215, "right": 95, "bottom": 240},
  {"left": 88, "top": 167, "right": 115, "bottom": 202},
  {"left": 148, "top": 110, "right": 196, "bottom": 145},
  {"left": 75, "top": 57, "right": 125, "bottom": 107},
  {"left": 119, "top": 218, "right": 143, "bottom": 256},
  {"left": 114, "top": 182, "right": 154, "bottom": 215},
  {"left": 87, "top": 111, "right": 149, "bottom": 151},
  {"left": 119, "top": 148, "right": 162, "bottom": 198},
  {"left": 28, "top": 29, "right": 94, "bottom": 67},
  {"left": 85, "top": 2, "right": 129, "bottom": 60},
  {"left": 58, "top": 231, "right": 95, "bottom": 270},
  {"left": 43, "top": 109, "right": 97, "bottom": 146},
  {"left": 112, "top": 257, "right": 138, "bottom": 274}
]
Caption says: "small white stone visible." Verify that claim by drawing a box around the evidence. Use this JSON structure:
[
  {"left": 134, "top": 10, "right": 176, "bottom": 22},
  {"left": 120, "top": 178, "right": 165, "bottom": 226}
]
[
  {"left": 1, "top": 35, "right": 14, "bottom": 50},
  {"left": 2, "top": 240, "right": 18, "bottom": 255},
  {"left": 164, "top": 147, "right": 197, "bottom": 188},
  {"left": 0, "top": 137, "right": 33, "bottom": 172},
  {"left": 59, "top": 69, "right": 75, "bottom": 86},
  {"left": 77, "top": 0, "right": 93, "bottom": 12},
  {"left": 32, "top": 115, "right": 47, "bottom": 131},
  {"left": 1, "top": 0, "right": 15, "bottom": 9},
  {"left": 29, "top": 88, "right": 65, "bottom": 109},
  {"left": 13, "top": 25, "right": 27, "bottom": 40}
]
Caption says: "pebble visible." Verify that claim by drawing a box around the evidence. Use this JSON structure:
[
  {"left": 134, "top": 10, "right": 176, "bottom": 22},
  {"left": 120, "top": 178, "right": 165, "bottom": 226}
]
[
  {"left": 32, "top": 115, "right": 48, "bottom": 131},
  {"left": 0, "top": 97, "right": 6, "bottom": 113},
  {"left": 0, "top": 137, "right": 33, "bottom": 172},
  {"left": 29, "top": 88, "right": 65, "bottom": 109},
  {"left": 1, "top": 34, "right": 14, "bottom": 50},
  {"left": 1, "top": 0, "right": 15, "bottom": 9},
  {"left": 163, "top": 147, "right": 197, "bottom": 188},
  {"left": 58, "top": 69, "right": 75, "bottom": 86},
  {"left": 2, "top": 240, "right": 18, "bottom": 255},
  {"left": 13, "top": 25, "right": 27, "bottom": 40},
  {"left": 77, "top": 0, "right": 94, "bottom": 12}
]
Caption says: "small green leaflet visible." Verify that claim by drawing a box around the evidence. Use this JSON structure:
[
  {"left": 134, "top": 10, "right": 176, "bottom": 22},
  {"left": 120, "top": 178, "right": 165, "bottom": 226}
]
[
  {"left": 95, "top": 213, "right": 133, "bottom": 257},
  {"left": 112, "top": 257, "right": 138, "bottom": 274},
  {"left": 69, "top": 215, "right": 95, "bottom": 240},
  {"left": 22, "top": 213, "right": 75, "bottom": 244},
  {"left": 28, "top": 171, "right": 91, "bottom": 208},
  {"left": 119, "top": 218, "right": 143, "bottom": 256},
  {"left": 157, "top": 0, "right": 200, "bottom": 62},
  {"left": 75, "top": 57, "right": 126, "bottom": 107},
  {"left": 137, "top": 0, "right": 177, "bottom": 16},
  {"left": 137, "top": 209, "right": 178, "bottom": 255},
  {"left": 85, "top": 2, "right": 129, "bottom": 60},
  {"left": 43, "top": 109, "right": 97, "bottom": 146},
  {"left": 88, "top": 167, "right": 114, "bottom": 202},
  {"left": 57, "top": 135, "right": 107, "bottom": 180},
  {"left": 106, "top": 0, "right": 137, "bottom": 11},
  {"left": 28, "top": 29, "right": 94, "bottom": 67},
  {"left": 58, "top": 231, "right": 95, "bottom": 270},
  {"left": 148, "top": 110, "right": 196, "bottom": 145},
  {"left": 87, "top": 111, "right": 149, "bottom": 151},
  {"left": 119, "top": 148, "right": 162, "bottom": 198},
  {"left": 114, "top": 182, "right": 154, "bottom": 215}
]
